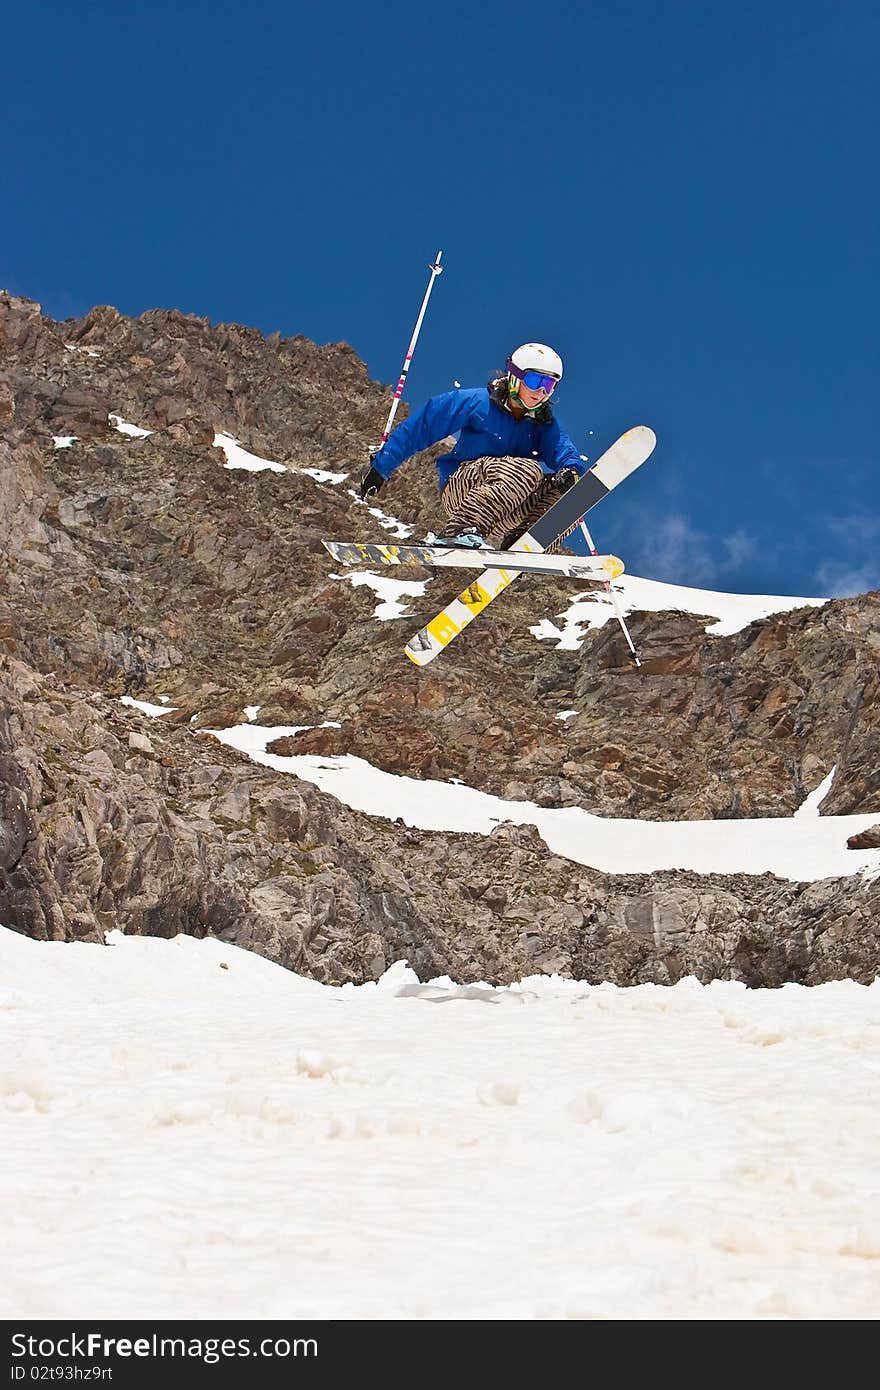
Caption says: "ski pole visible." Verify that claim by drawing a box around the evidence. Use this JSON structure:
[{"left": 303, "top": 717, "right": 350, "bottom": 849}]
[
  {"left": 375, "top": 250, "right": 444, "bottom": 452},
  {"left": 578, "top": 517, "right": 641, "bottom": 667}
]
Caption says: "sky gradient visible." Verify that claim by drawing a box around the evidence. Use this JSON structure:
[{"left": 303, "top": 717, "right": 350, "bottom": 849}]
[{"left": 4, "top": 0, "right": 878, "bottom": 596}]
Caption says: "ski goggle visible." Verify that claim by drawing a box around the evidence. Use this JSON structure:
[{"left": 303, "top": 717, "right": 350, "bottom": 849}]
[{"left": 507, "top": 363, "right": 560, "bottom": 395}]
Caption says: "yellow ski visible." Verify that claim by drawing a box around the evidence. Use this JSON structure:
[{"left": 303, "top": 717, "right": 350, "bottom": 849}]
[{"left": 404, "top": 426, "right": 655, "bottom": 666}]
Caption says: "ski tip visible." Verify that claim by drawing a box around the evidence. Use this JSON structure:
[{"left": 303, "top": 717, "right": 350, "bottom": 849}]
[
  {"left": 321, "top": 539, "right": 355, "bottom": 564},
  {"left": 628, "top": 425, "right": 656, "bottom": 447},
  {"left": 404, "top": 643, "right": 434, "bottom": 667},
  {"left": 404, "top": 628, "right": 441, "bottom": 666}
]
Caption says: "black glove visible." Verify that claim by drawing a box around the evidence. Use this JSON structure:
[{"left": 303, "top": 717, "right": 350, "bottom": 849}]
[
  {"left": 553, "top": 466, "right": 579, "bottom": 493},
  {"left": 358, "top": 465, "right": 385, "bottom": 501}
]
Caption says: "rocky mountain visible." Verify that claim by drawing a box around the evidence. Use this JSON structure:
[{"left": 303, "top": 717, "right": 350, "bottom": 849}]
[{"left": 1, "top": 289, "right": 878, "bottom": 985}]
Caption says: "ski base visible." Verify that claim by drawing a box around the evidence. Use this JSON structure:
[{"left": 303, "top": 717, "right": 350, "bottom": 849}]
[{"left": 322, "top": 539, "right": 623, "bottom": 581}]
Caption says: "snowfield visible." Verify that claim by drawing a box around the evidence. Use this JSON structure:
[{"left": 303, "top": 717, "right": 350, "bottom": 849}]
[{"left": 2, "top": 928, "right": 879, "bottom": 1320}]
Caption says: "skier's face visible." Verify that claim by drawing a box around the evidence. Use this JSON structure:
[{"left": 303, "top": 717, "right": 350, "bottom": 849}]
[{"left": 517, "top": 380, "right": 551, "bottom": 409}]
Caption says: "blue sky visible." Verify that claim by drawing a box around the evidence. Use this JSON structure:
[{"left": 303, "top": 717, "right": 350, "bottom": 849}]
[{"left": 4, "top": 1, "right": 878, "bottom": 597}]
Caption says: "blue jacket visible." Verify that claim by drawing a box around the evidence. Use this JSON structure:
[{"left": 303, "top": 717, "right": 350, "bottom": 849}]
[{"left": 371, "top": 382, "right": 587, "bottom": 491}]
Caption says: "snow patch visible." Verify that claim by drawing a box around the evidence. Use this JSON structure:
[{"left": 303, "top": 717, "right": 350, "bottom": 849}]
[
  {"left": 213, "top": 433, "right": 347, "bottom": 485},
  {"left": 213, "top": 432, "right": 287, "bottom": 473},
  {"left": 206, "top": 723, "right": 880, "bottom": 885},
  {"left": 334, "top": 570, "right": 427, "bottom": 620},
  {"left": 109, "top": 413, "right": 153, "bottom": 438},
  {"left": 300, "top": 466, "right": 349, "bottom": 485},
  {"left": 532, "top": 573, "right": 828, "bottom": 646},
  {"left": 119, "top": 696, "right": 176, "bottom": 718},
  {"left": 347, "top": 490, "right": 413, "bottom": 539},
  {"left": 794, "top": 766, "right": 837, "bottom": 819}
]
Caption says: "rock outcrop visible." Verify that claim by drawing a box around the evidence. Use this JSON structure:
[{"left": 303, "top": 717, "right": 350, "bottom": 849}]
[{"left": 2, "top": 290, "right": 878, "bottom": 985}]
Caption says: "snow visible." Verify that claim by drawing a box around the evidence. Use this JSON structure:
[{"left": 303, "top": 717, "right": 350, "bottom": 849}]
[
  {"left": 532, "top": 573, "right": 828, "bottom": 647},
  {"left": 210, "top": 433, "right": 412, "bottom": 537},
  {"left": 300, "top": 465, "right": 349, "bottom": 485},
  {"left": 213, "top": 432, "right": 287, "bottom": 474},
  {"left": 109, "top": 412, "right": 153, "bottom": 438},
  {"left": 2, "top": 925, "right": 879, "bottom": 1320},
  {"left": 794, "top": 766, "right": 837, "bottom": 819},
  {"left": 52, "top": 435, "right": 77, "bottom": 449},
  {"left": 119, "top": 695, "right": 176, "bottom": 718},
  {"left": 348, "top": 491, "right": 414, "bottom": 538},
  {"left": 207, "top": 724, "right": 880, "bottom": 884},
  {"left": 212, "top": 431, "right": 347, "bottom": 484},
  {"left": 333, "top": 569, "right": 427, "bottom": 619}
]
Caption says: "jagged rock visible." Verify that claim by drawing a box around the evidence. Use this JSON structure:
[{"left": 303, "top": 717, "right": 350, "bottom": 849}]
[
  {"left": 0, "top": 769, "right": 29, "bottom": 871},
  {"left": 0, "top": 378, "right": 14, "bottom": 426},
  {"left": 1, "top": 651, "right": 879, "bottom": 984},
  {"left": 1, "top": 291, "right": 879, "bottom": 986}
]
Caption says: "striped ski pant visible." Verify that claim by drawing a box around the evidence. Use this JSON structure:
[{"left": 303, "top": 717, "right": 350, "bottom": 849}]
[{"left": 440, "top": 456, "right": 573, "bottom": 551}]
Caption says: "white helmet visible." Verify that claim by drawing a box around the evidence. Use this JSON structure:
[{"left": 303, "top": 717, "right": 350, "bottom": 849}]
[{"left": 506, "top": 342, "right": 563, "bottom": 397}]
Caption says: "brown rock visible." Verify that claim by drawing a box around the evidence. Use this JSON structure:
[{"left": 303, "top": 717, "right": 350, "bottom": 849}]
[
  {"left": 847, "top": 825, "right": 880, "bottom": 850},
  {"left": 0, "top": 378, "right": 14, "bottom": 426}
]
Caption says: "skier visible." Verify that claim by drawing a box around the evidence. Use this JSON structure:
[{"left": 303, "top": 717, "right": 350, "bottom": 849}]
[{"left": 358, "top": 343, "right": 587, "bottom": 550}]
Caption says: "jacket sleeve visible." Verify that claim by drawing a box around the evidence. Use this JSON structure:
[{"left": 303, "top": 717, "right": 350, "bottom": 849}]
[
  {"left": 542, "top": 417, "right": 588, "bottom": 475},
  {"left": 371, "top": 390, "right": 481, "bottom": 479}
]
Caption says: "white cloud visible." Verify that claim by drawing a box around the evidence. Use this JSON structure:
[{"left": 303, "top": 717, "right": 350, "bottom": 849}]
[
  {"left": 814, "top": 560, "right": 879, "bottom": 598},
  {"left": 720, "top": 528, "right": 759, "bottom": 570},
  {"left": 825, "top": 512, "right": 880, "bottom": 545},
  {"left": 604, "top": 508, "right": 760, "bottom": 588},
  {"left": 814, "top": 511, "right": 880, "bottom": 594}
]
